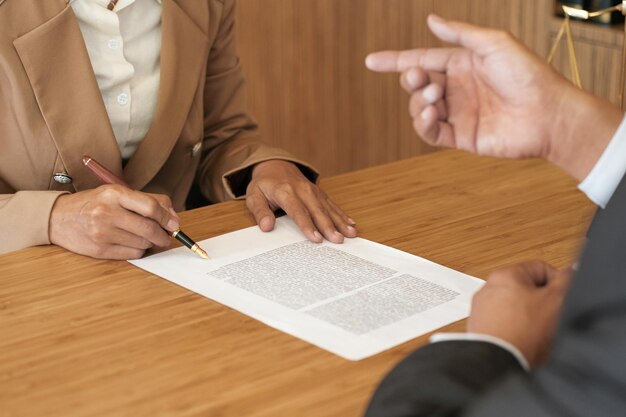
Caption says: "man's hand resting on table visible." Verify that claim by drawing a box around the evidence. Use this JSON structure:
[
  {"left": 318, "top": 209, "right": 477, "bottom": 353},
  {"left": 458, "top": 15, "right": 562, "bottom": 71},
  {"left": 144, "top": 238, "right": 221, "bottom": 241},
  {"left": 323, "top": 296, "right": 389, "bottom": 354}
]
[
  {"left": 468, "top": 261, "right": 572, "bottom": 367},
  {"left": 245, "top": 160, "right": 357, "bottom": 244}
]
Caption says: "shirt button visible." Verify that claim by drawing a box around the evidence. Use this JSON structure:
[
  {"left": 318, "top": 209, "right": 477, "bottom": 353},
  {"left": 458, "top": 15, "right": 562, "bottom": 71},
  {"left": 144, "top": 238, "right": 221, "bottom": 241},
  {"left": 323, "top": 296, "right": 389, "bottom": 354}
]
[
  {"left": 117, "top": 93, "right": 129, "bottom": 106},
  {"left": 107, "top": 39, "right": 121, "bottom": 50}
]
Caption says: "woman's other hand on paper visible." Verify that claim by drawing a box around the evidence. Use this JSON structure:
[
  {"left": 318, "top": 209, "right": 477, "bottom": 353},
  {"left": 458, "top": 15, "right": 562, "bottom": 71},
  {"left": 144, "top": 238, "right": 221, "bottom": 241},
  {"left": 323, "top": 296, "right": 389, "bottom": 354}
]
[{"left": 245, "top": 160, "right": 357, "bottom": 244}]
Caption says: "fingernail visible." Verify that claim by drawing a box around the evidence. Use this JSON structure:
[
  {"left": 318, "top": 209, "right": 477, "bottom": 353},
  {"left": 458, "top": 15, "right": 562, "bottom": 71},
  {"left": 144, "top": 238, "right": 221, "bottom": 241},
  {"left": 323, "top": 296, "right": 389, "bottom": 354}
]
[
  {"left": 313, "top": 231, "right": 323, "bottom": 242},
  {"left": 347, "top": 225, "right": 356, "bottom": 234},
  {"left": 421, "top": 109, "right": 430, "bottom": 120},
  {"left": 348, "top": 218, "right": 357, "bottom": 225},
  {"left": 407, "top": 69, "right": 419, "bottom": 89},
  {"left": 423, "top": 84, "right": 440, "bottom": 103},
  {"left": 259, "top": 216, "right": 273, "bottom": 231},
  {"left": 167, "top": 218, "right": 179, "bottom": 231},
  {"left": 365, "top": 54, "right": 375, "bottom": 69},
  {"left": 429, "top": 14, "right": 444, "bottom": 25}
]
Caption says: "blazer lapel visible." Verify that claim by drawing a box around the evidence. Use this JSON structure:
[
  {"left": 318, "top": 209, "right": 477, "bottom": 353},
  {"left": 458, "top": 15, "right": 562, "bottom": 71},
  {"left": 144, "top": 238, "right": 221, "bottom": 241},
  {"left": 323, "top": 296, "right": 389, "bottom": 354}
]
[
  {"left": 123, "top": 0, "right": 210, "bottom": 191},
  {"left": 13, "top": 3, "right": 122, "bottom": 192}
]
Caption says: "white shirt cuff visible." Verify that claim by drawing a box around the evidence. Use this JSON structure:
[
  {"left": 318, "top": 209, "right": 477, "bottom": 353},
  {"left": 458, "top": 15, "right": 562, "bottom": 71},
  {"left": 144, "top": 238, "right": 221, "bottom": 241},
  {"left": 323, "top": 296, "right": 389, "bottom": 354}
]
[
  {"left": 430, "top": 332, "right": 530, "bottom": 371},
  {"left": 579, "top": 115, "right": 626, "bottom": 208}
]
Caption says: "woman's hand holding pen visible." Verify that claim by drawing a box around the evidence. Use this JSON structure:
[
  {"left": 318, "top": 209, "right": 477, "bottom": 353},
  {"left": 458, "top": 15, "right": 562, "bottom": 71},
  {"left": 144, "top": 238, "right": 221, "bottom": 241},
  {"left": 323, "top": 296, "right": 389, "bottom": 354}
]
[
  {"left": 245, "top": 160, "right": 357, "bottom": 244},
  {"left": 49, "top": 185, "right": 180, "bottom": 260}
]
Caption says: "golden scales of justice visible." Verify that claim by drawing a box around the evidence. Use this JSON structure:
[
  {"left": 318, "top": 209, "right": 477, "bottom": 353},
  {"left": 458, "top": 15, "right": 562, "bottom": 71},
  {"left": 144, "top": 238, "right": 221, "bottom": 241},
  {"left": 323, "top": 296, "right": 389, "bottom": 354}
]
[{"left": 550, "top": 1, "right": 626, "bottom": 109}]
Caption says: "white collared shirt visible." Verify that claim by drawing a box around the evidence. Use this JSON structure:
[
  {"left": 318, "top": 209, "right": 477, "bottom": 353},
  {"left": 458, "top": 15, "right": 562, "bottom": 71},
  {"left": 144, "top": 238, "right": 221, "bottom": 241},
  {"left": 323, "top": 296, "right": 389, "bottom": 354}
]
[
  {"left": 578, "top": 115, "right": 626, "bottom": 208},
  {"left": 70, "top": 0, "right": 163, "bottom": 159}
]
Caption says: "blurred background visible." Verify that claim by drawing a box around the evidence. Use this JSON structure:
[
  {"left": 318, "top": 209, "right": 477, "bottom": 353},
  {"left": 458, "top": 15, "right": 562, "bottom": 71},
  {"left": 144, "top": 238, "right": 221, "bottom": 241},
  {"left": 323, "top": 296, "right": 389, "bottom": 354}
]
[{"left": 235, "top": 0, "right": 624, "bottom": 176}]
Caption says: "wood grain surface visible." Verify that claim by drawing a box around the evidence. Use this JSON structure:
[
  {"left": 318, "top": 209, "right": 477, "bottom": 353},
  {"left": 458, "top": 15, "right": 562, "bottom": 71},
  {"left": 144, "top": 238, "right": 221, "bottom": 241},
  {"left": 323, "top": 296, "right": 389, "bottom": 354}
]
[
  {"left": 0, "top": 150, "right": 595, "bottom": 417},
  {"left": 235, "top": 0, "right": 552, "bottom": 177}
]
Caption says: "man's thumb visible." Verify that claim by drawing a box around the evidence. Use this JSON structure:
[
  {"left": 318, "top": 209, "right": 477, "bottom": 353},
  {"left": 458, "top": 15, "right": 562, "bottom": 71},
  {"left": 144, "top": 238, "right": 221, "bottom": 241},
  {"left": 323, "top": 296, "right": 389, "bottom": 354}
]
[{"left": 428, "top": 14, "right": 507, "bottom": 55}]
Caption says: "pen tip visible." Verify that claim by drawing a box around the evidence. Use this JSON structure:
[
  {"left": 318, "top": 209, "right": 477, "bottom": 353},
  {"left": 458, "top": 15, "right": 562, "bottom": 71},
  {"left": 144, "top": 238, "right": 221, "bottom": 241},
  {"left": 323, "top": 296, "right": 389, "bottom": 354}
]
[
  {"left": 197, "top": 248, "right": 210, "bottom": 260},
  {"left": 189, "top": 243, "right": 210, "bottom": 259}
]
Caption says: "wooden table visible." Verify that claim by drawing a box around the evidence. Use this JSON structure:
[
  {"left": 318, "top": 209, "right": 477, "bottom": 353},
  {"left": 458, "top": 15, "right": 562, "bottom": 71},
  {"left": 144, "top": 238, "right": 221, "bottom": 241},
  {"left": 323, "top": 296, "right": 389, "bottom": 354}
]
[{"left": 0, "top": 151, "right": 595, "bottom": 417}]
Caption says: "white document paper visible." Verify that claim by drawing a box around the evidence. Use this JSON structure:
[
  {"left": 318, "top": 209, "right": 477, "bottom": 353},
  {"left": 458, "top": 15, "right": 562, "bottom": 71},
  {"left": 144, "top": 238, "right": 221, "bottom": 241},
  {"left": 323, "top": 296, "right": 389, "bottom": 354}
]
[{"left": 130, "top": 217, "right": 484, "bottom": 360}]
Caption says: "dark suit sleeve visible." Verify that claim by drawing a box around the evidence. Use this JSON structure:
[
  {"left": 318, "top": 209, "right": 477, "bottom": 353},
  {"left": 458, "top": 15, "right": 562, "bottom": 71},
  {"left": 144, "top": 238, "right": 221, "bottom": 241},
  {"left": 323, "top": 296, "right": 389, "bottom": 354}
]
[
  {"left": 365, "top": 300, "right": 626, "bottom": 417},
  {"left": 365, "top": 341, "right": 525, "bottom": 417}
]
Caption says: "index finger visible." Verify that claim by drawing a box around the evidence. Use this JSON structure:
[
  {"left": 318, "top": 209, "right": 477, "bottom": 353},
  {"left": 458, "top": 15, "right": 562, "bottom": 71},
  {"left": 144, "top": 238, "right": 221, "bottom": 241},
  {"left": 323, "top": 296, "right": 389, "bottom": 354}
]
[
  {"left": 366, "top": 48, "right": 456, "bottom": 73},
  {"left": 274, "top": 192, "right": 323, "bottom": 243},
  {"left": 118, "top": 190, "right": 179, "bottom": 232}
]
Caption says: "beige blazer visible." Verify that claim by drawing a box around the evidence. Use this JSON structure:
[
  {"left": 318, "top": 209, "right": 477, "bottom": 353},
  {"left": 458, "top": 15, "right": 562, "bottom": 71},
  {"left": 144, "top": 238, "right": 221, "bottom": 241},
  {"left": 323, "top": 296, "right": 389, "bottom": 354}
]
[{"left": 0, "top": 0, "right": 317, "bottom": 254}]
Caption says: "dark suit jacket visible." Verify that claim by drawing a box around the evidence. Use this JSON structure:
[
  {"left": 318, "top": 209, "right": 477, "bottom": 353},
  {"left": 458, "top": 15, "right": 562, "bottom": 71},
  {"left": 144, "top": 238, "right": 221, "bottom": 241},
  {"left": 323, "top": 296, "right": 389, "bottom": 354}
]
[{"left": 365, "top": 174, "right": 626, "bottom": 417}]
